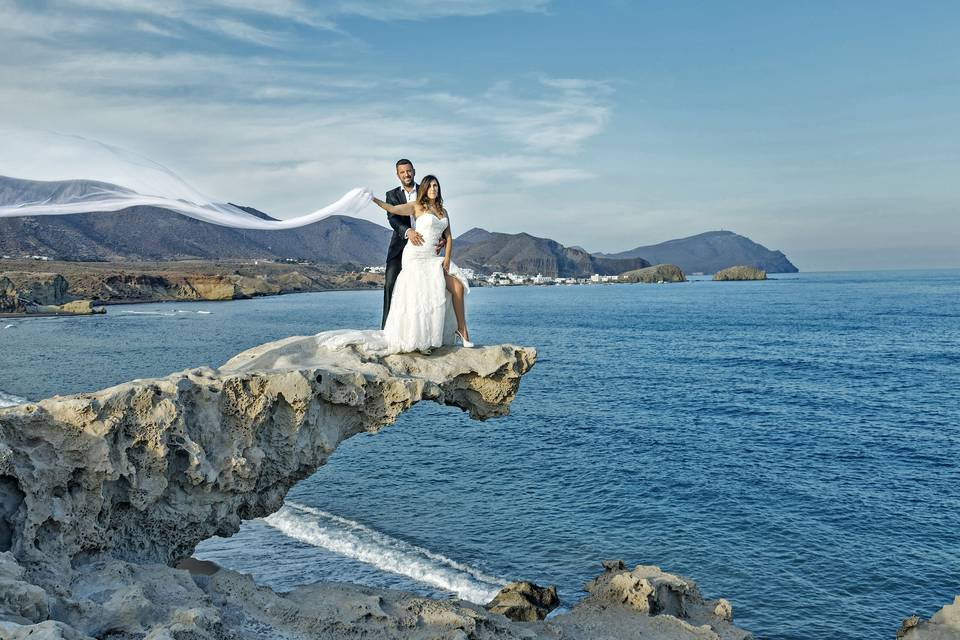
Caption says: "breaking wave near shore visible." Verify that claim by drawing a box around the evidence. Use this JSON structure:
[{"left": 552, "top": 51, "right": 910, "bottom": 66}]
[
  {"left": 0, "top": 390, "right": 27, "bottom": 408},
  {"left": 264, "top": 501, "right": 507, "bottom": 604}
]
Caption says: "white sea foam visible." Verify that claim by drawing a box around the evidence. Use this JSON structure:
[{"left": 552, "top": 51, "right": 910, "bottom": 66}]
[
  {"left": 3, "top": 324, "right": 13, "bottom": 329},
  {"left": 264, "top": 502, "right": 506, "bottom": 604},
  {"left": 0, "top": 390, "right": 27, "bottom": 408},
  {"left": 118, "top": 309, "right": 212, "bottom": 316}
]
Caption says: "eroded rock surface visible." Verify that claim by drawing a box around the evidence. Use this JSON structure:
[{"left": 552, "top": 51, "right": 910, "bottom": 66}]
[
  {"left": 898, "top": 597, "right": 960, "bottom": 639},
  {"left": 0, "top": 336, "right": 757, "bottom": 639},
  {"left": 549, "top": 561, "right": 750, "bottom": 640},
  {"left": 0, "top": 339, "right": 534, "bottom": 590},
  {"left": 485, "top": 581, "right": 559, "bottom": 622}
]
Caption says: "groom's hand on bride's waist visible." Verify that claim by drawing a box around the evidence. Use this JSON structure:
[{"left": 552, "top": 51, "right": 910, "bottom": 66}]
[{"left": 405, "top": 229, "right": 425, "bottom": 246}]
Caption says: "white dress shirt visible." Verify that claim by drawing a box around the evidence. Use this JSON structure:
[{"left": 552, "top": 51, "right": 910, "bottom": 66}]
[{"left": 401, "top": 183, "right": 418, "bottom": 203}]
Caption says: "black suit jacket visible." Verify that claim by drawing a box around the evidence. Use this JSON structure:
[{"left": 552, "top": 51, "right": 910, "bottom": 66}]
[{"left": 385, "top": 185, "right": 415, "bottom": 263}]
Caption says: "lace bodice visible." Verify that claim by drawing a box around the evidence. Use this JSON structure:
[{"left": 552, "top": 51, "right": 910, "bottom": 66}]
[{"left": 405, "top": 214, "right": 448, "bottom": 259}]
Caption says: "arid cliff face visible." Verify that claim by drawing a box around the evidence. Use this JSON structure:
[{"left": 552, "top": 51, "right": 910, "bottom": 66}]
[{"left": 0, "top": 260, "right": 386, "bottom": 316}]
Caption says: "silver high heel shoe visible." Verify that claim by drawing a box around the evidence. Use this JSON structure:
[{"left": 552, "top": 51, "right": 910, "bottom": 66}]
[{"left": 455, "top": 329, "right": 474, "bottom": 348}]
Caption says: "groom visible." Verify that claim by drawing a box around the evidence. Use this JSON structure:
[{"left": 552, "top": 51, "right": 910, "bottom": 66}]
[{"left": 381, "top": 158, "right": 424, "bottom": 328}]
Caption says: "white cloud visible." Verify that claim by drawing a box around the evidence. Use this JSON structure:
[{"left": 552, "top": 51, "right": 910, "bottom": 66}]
[
  {"left": 0, "top": 4, "right": 98, "bottom": 38},
  {"left": 516, "top": 168, "right": 593, "bottom": 186},
  {"left": 474, "top": 78, "right": 611, "bottom": 153},
  {"left": 134, "top": 20, "right": 182, "bottom": 38},
  {"left": 212, "top": 17, "right": 285, "bottom": 47},
  {"left": 0, "top": 0, "right": 628, "bottom": 248},
  {"left": 328, "top": 0, "right": 549, "bottom": 20}
]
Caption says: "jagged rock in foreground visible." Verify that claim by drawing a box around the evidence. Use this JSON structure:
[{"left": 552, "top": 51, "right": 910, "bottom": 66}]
[
  {"left": 485, "top": 581, "right": 560, "bottom": 621},
  {"left": 0, "top": 339, "right": 535, "bottom": 585},
  {"left": 0, "top": 337, "right": 752, "bottom": 639},
  {"left": 898, "top": 596, "right": 960, "bottom": 639}
]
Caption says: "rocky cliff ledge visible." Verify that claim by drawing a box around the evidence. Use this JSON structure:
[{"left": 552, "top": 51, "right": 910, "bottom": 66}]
[
  {"left": 898, "top": 597, "right": 960, "bottom": 639},
  {"left": 0, "top": 338, "right": 752, "bottom": 640}
]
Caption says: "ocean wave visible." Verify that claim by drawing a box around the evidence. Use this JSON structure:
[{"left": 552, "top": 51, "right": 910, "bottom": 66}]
[
  {"left": 0, "top": 390, "right": 27, "bottom": 408},
  {"left": 118, "top": 309, "right": 212, "bottom": 316},
  {"left": 264, "top": 502, "right": 506, "bottom": 604}
]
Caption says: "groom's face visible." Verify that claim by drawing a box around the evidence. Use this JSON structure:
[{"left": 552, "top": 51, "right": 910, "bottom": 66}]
[{"left": 397, "top": 163, "right": 415, "bottom": 188}]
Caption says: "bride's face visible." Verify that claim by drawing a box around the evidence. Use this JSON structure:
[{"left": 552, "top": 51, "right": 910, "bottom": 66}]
[{"left": 426, "top": 181, "right": 439, "bottom": 200}]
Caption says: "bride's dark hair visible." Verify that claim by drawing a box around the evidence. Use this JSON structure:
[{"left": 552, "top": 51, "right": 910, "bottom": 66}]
[{"left": 416, "top": 175, "right": 445, "bottom": 216}]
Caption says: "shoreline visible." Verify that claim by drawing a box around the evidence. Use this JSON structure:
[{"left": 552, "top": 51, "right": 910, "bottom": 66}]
[
  {"left": 0, "top": 286, "right": 382, "bottom": 318},
  {"left": 1, "top": 258, "right": 386, "bottom": 317}
]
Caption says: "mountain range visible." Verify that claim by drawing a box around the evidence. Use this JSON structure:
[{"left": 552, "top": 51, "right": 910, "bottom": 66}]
[
  {"left": 1, "top": 176, "right": 798, "bottom": 275},
  {"left": 452, "top": 231, "right": 649, "bottom": 277},
  {"left": 596, "top": 230, "right": 797, "bottom": 274},
  {"left": 0, "top": 176, "right": 391, "bottom": 265}
]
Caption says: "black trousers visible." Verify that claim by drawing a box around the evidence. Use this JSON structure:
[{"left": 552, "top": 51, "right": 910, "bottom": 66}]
[{"left": 382, "top": 256, "right": 403, "bottom": 329}]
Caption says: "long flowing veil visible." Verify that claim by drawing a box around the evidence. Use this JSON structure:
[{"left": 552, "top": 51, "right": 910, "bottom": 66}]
[{"left": 0, "top": 128, "right": 372, "bottom": 229}]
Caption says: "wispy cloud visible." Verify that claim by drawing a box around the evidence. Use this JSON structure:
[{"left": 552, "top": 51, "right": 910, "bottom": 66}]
[
  {"left": 133, "top": 20, "right": 182, "bottom": 39},
  {"left": 516, "top": 168, "right": 594, "bottom": 187},
  {"left": 328, "top": 0, "right": 550, "bottom": 20},
  {"left": 212, "top": 17, "right": 286, "bottom": 47},
  {"left": 1, "top": 0, "right": 618, "bottom": 240},
  {"left": 468, "top": 78, "right": 611, "bottom": 154}
]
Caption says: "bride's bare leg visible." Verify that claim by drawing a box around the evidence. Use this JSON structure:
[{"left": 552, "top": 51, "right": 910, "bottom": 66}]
[{"left": 444, "top": 274, "right": 469, "bottom": 340}]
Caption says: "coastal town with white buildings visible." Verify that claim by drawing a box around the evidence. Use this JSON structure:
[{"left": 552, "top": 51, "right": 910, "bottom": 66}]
[{"left": 362, "top": 264, "right": 622, "bottom": 286}]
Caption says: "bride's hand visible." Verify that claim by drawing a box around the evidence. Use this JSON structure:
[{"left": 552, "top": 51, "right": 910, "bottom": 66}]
[{"left": 443, "top": 261, "right": 450, "bottom": 274}]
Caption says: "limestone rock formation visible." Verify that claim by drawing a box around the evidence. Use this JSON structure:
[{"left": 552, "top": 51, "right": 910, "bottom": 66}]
[
  {"left": 898, "top": 596, "right": 960, "bottom": 639},
  {"left": 620, "top": 264, "right": 686, "bottom": 283},
  {"left": 0, "top": 337, "right": 754, "bottom": 639},
  {"left": 0, "top": 339, "right": 535, "bottom": 585},
  {"left": 485, "top": 581, "right": 560, "bottom": 621},
  {"left": 548, "top": 561, "right": 750, "bottom": 640},
  {"left": 713, "top": 265, "right": 767, "bottom": 281}
]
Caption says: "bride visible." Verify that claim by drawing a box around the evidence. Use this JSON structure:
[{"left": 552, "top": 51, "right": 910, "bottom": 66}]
[
  {"left": 371, "top": 175, "right": 472, "bottom": 351},
  {"left": 314, "top": 175, "right": 472, "bottom": 356}
]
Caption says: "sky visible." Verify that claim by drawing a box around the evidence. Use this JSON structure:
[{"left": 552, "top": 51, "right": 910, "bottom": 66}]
[{"left": 2, "top": 0, "right": 958, "bottom": 270}]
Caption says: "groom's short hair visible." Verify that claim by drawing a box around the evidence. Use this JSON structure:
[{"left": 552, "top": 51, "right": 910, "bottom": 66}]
[{"left": 396, "top": 158, "right": 413, "bottom": 169}]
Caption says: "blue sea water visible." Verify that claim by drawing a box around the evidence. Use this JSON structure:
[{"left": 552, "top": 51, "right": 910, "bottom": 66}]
[{"left": 1, "top": 270, "right": 958, "bottom": 639}]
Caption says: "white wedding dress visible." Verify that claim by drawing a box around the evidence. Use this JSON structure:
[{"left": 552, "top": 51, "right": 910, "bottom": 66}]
[{"left": 314, "top": 213, "right": 470, "bottom": 355}]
